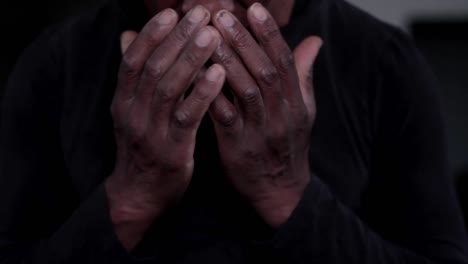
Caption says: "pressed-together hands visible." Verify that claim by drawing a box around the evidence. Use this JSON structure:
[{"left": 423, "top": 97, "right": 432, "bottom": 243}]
[{"left": 104, "top": 3, "right": 322, "bottom": 250}]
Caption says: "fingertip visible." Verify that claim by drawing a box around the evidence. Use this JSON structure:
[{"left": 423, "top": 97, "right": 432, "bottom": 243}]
[
  {"left": 294, "top": 35, "right": 323, "bottom": 69},
  {"left": 120, "top": 31, "right": 138, "bottom": 54},
  {"left": 205, "top": 26, "right": 222, "bottom": 46},
  {"left": 248, "top": 3, "right": 268, "bottom": 23},
  {"left": 155, "top": 8, "right": 178, "bottom": 25},
  {"left": 304, "top": 36, "right": 324, "bottom": 56},
  {"left": 188, "top": 5, "right": 210, "bottom": 23},
  {"left": 210, "top": 93, "right": 237, "bottom": 127},
  {"left": 206, "top": 64, "right": 226, "bottom": 82}
]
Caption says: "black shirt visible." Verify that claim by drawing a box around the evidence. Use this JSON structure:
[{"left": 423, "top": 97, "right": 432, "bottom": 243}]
[{"left": 1, "top": 0, "right": 467, "bottom": 263}]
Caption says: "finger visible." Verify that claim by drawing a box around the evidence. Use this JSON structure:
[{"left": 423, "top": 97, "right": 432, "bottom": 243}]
[
  {"left": 170, "top": 64, "right": 226, "bottom": 143},
  {"left": 111, "top": 9, "right": 178, "bottom": 122},
  {"left": 130, "top": 6, "right": 210, "bottom": 129},
  {"left": 137, "top": 5, "right": 210, "bottom": 101},
  {"left": 293, "top": 36, "right": 323, "bottom": 117},
  {"left": 212, "top": 10, "right": 282, "bottom": 119},
  {"left": 211, "top": 40, "right": 265, "bottom": 124},
  {"left": 247, "top": 3, "right": 302, "bottom": 108},
  {"left": 294, "top": 37, "right": 323, "bottom": 92},
  {"left": 209, "top": 88, "right": 240, "bottom": 133},
  {"left": 120, "top": 31, "right": 138, "bottom": 55},
  {"left": 151, "top": 26, "right": 220, "bottom": 127}
]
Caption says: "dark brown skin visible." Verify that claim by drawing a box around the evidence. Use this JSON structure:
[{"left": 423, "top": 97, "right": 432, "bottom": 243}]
[
  {"left": 143, "top": 0, "right": 295, "bottom": 27},
  {"left": 105, "top": 1, "right": 322, "bottom": 251}
]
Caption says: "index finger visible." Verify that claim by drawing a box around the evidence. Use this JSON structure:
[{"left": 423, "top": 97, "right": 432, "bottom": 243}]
[
  {"left": 247, "top": 3, "right": 303, "bottom": 108},
  {"left": 112, "top": 9, "right": 178, "bottom": 121},
  {"left": 212, "top": 10, "right": 283, "bottom": 119}
]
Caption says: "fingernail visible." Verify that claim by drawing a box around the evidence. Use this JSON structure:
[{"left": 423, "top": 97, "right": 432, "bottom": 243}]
[
  {"left": 189, "top": 6, "right": 207, "bottom": 23},
  {"left": 195, "top": 28, "right": 213, "bottom": 47},
  {"left": 206, "top": 65, "right": 224, "bottom": 82},
  {"left": 217, "top": 10, "right": 235, "bottom": 27},
  {"left": 157, "top": 9, "right": 176, "bottom": 25},
  {"left": 251, "top": 3, "right": 267, "bottom": 22}
]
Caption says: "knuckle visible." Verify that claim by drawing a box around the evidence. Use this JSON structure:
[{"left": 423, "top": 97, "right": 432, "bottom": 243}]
[
  {"left": 216, "top": 45, "right": 235, "bottom": 67},
  {"left": 258, "top": 66, "right": 279, "bottom": 87},
  {"left": 218, "top": 109, "right": 237, "bottom": 127},
  {"left": 268, "top": 126, "right": 288, "bottom": 144},
  {"left": 231, "top": 29, "right": 252, "bottom": 51},
  {"left": 182, "top": 50, "right": 203, "bottom": 68},
  {"left": 261, "top": 26, "right": 281, "bottom": 43},
  {"left": 278, "top": 53, "right": 295, "bottom": 75},
  {"left": 241, "top": 87, "right": 261, "bottom": 104},
  {"left": 144, "top": 62, "right": 164, "bottom": 81},
  {"left": 143, "top": 31, "right": 161, "bottom": 46},
  {"left": 192, "top": 88, "right": 212, "bottom": 104},
  {"left": 173, "top": 109, "right": 196, "bottom": 129},
  {"left": 155, "top": 85, "right": 176, "bottom": 104},
  {"left": 173, "top": 23, "right": 193, "bottom": 46},
  {"left": 120, "top": 55, "right": 140, "bottom": 78}
]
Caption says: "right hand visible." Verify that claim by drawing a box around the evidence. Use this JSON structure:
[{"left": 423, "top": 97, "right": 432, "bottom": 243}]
[{"left": 104, "top": 6, "right": 224, "bottom": 249}]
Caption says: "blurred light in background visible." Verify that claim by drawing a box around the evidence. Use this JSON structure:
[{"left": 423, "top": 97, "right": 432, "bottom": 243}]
[
  {"left": 350, "top": 0, "right": 468, "bottom": 228},
  {"left": 350, "top": 0, "right": 468, "bottom": 174},
  {"left": 346, "top": 0, "right": 468, "bottom": 30}
]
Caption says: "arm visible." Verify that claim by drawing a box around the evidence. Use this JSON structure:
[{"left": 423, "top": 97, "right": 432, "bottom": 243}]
[
  {"left": 0, "top": 6, "right": 225, "bottom": 263},
  {"left": 0, "top": 29, "right": 135, "bottom": 264},
  {"left": 265, "top": 28, "right": 468, "bottom": 263},
  {"left": 208, "top": 4, "right": 468, "bottom": 263}
]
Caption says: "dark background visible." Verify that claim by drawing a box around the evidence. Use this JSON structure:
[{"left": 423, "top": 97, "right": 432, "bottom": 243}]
[
  {"left": 0, "top": 0, "right": 102, "bottom": 93},
  {"left": 1, "top": 0, "right": 468, "bottom": 225}
]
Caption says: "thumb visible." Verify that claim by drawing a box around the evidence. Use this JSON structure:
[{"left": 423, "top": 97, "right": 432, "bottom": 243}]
[
  {"left": 293, "top": 36, "right": 323, "bottom": 116},
  {"left": 293, "top": 36, "right": 323, "bottom": 90},
  {"left": 120, "top": 31, "right": 138, "bottom": 55}
]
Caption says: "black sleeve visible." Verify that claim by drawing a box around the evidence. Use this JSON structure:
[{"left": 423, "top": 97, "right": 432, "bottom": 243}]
[
  {"left": 263, "top": 29, "right": 468, "bottom": 263},
  {"left": 0, "top": 30, "right": 140, "bottom": 264}
]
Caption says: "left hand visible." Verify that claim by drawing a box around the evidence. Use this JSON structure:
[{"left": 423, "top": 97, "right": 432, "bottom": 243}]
[{"left": 209, "top": 3, "right": 323, "bottom": 228}]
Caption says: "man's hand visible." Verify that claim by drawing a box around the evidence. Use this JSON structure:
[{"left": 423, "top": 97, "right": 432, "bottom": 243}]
[
  {"left": 105, "top": 6, "right": 224, "bottom": 250},
  {"left": 209, "top": 3, "right": 323, "bottom": 228}
]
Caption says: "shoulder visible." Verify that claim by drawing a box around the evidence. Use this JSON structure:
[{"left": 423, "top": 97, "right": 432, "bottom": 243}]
[
  {"left": 329, "top": 0, "right": 413, "bottom": 51},
  {"left": 323, "top": 1, "right": 421, "bottom": 64},
  {"left": 321, "top": 0, "right": 434, "bottom": 92}
]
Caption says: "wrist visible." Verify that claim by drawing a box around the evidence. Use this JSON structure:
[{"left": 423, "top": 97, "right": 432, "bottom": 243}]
[
  {"left": 104, "top": 178, "right": 165, "bottom": 251},
  {"left": 104, "top": 178, "right": 164, "bottom": 225},
  {"left": 253, "top": 191, "right": 302, "bottom": 228},
  {"left": 252, "top": 171, "right": 311, "bottom": 228}
]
